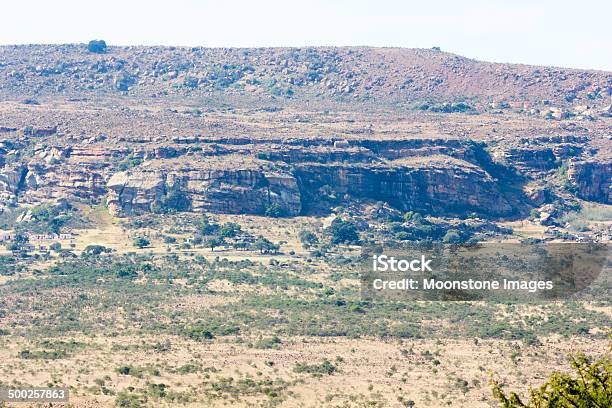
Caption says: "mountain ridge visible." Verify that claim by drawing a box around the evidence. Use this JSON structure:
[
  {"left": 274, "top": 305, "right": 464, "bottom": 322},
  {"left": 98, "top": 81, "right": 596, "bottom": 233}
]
[{"left": 1, "top": 45, "right": 610, "bottom": 110}]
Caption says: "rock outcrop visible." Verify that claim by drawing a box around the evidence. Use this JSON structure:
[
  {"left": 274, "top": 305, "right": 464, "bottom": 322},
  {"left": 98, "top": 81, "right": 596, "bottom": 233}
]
[
  {"left": 103, "top": 155, "right": 512, "bottom": 218},
  {"left": 0, "top": 165, "right": 26, "bottom": 201},
  {"left": 295, "top": 157, "right": 512, "bottom": 217},
  {"left": 106, "top": 160, "right": 302, "bottom": 217},
  {"left": 568, "top": 161, "right": 612, "bottom": 203}
]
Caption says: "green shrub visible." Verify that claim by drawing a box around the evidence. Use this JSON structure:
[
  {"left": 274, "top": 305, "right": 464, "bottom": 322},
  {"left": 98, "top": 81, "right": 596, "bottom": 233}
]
[
  {"left": 253, "top": 336, "right": 282, "bottom": 349},
  {"left": 294, "top": 359, "right": 337, "bottom": 376},
  {"left": 184, "top": 326, "right": 215, "bottom": 341},
  {"left": 115, "top": 390, "right": 142, "bottom": 408},
  {"left": 133, "top": 237, "right": 150, "bottom": 248},
  {"left": 219, "top": 222, "right": 241, "bottom": 238},
  {"left": 492, "top": 352, "right": 611, "bottom": 407},
  {"left": 83, "top": 245, "right": 112, "bottom": 255}
]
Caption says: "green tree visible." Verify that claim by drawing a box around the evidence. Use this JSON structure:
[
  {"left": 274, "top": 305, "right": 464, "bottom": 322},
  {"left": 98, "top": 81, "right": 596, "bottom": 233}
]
[
  {"left": 492, "top": 352, "right": 611, "bottom": 407},
  {"left": 87, "top": 39, "right": 107, "bottom": 53},
  {"left": 265, "top": 203, "right": 285, "bottom": 218},
  {"left": 404, "top": 211, "right": 424, "bottom": 224},
  {"left": 197, "top": 216, "right": 218, "bottom": 235},
  {"left": 207, "top": 236, "right": 224, "bottom": 252},
  {"left": 298, "top": 230, "right": 319, "bottom": 249},
  {"left": 442, "top": 229, "right": 463, "bottom": 244},
  {"left": 219, "top": 222, "right": 241, "bottom": 238},
  {"left": 83, "top": 245, "right": 111, "bottom": 256},
  {"left": 328, "top": 217, "right": 359, "bottom": 245},
  {"left": 254, "top": 236, "right": 279, "bottom": 254}
]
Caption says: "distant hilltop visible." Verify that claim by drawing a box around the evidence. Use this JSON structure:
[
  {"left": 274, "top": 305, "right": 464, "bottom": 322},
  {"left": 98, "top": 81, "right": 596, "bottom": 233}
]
[{"left": 0, "top": 44, "right": 610, "bottom": 109}]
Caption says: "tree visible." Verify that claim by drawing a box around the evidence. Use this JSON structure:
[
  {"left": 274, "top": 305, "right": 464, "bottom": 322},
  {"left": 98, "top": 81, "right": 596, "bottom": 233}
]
[
  {"left": 133, "top": 237, "right": 150, "bottom": 249},
  {"left": 492, "top": 351, "right": 611, "bottom": 407},
  {"left": 442, "top": 229, "right": 463, "bottom": 244},
  {"left": 404, "top": 211, "right": 424, "bottom": 224},
  {"left": 197, "top": 216, "right": 218, "bottom": 235},
  {"left": 254, "top": 236, "right": 279, "bottom": 254},
  {"left": 185, "top": 326, "right": 214, "bottom": 341},
  {"left": 49, "top": 242, "right": 62, "bottom": 252},
  {"left": 298, "top": 230, "right": 319, "bottom": 249},
  {"left": 265, "top": 203, "right": 285, "bottom": 218},
  {"left": 83, "top": 245, "right": 111, "bottom": 256},
  {"left": 219, "top": 222, "right": 241, "bottom": 238},
  {"left": 328, "top": 217, "right": 359, "bottom": 245},
  {"left": 87, "top": 39, "right": 107, "bottom": 53},
  {"left": 207, "top": 236, "right": 224, "bottom": 252}
]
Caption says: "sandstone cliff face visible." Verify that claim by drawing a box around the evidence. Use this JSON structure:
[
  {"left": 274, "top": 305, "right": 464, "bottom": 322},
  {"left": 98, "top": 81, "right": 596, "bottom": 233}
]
[
  {"left": 0, "top": 117, "right": 605, "bottom": 220},
  {"left": 494, "top": 137, "right": 585, "bottom": 174},
  {"left": 100, "top": 140, "right": 515, "bottom": 218},
  {"left": 568, "top": 161, "right": 612, "bottom": 203},
  {"left": 502, "top": 147, "right": 558, "bottom": 171},
  {"left": 23, "top": 157, "right": 108, "bottom": 202},
  {"left": 295, "top": 158, "right": 512, "bottom": 217},
  {"left": 106, "top": 167, "right": 302, "bottom": 217},
  {"left": 102, "top": 155, "right": 513, "bottom": 218}
]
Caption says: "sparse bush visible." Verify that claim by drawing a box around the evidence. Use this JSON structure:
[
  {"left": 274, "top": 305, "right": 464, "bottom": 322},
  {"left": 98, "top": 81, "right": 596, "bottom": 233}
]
[
  {"left": 294, "top": 359, "right": 337, "bottom": 376},
  {"left": 115, "top": 390, "right": 142, "bottom": 408},
  {"left": 183, "top": 76, "right": 199, "bottom": 89},
  {"left": 133, "top": 237, "right": 150, "bottom": 248},
  {"left": 184, "top": 326, "right": 215, "bottom": 341},
  {"left": 253, "top": 336, "right": 282, "bottom": 349}
]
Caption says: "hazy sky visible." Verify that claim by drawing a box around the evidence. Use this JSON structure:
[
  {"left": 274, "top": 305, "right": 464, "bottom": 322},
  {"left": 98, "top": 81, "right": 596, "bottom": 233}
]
[{"left": 2, "top": 0, "right": 610, "bottom": 71}]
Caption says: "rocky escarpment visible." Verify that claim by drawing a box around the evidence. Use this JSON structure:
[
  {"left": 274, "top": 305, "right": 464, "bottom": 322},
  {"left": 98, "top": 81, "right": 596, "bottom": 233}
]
[
  {"left": 0, "top": 45, "right": 609, "bottom": 225},
  {"left": 106, "top": 158, "right": 302, "bottom": 216},
  {"left": 103, "top": 154, "right": 513, "bottom": 218},
  {"left": 492, "top": 135, "right": 587, "bottom": 174},
  {"left": 295, "top": 157, "right": 512, "bottom": 216},
  {"left": 0, "top": 128, "right": 604, "bottom": 219},
  {"left": 568, "top": 160, "right": 612, "bottom": 203}
]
